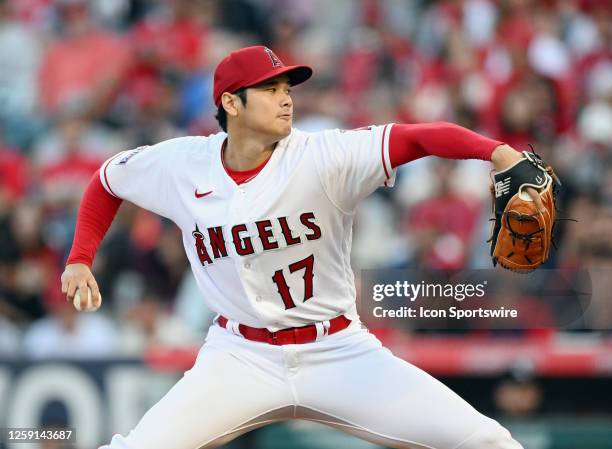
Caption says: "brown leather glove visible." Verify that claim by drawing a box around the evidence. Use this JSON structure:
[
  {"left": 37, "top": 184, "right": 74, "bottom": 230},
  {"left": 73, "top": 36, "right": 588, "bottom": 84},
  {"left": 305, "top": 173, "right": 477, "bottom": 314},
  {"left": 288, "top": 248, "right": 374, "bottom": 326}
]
[{"left": 488, "top": 149, "right": 560, "bottom": 272}]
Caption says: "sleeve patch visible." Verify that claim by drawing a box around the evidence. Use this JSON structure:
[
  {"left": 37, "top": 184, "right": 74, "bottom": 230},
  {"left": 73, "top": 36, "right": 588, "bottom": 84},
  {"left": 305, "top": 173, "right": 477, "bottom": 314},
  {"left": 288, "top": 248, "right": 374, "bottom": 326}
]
[{"left": 116, "top": 146, "right": 150, "bottom": 165}]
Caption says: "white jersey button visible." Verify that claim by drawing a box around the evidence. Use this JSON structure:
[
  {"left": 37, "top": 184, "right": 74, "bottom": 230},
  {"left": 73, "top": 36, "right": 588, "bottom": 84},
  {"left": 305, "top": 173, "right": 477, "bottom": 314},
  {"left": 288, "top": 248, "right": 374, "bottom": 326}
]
[
  {"left": 244, "top": 262, "right": 251, "bottom": 269},
  {"left": 255, "top": 295, "right": 262, "bottom": 302}
]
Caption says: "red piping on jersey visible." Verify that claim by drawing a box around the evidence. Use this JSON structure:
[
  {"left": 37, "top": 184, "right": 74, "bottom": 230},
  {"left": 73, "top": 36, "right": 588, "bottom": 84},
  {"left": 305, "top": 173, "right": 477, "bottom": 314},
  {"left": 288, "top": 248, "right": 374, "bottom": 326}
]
[
  {"left": 102, "top": 152, "right": 125, "bottom": 197},
  {"left": 381, "top": 124, "right": 390, "bottom": 187}
]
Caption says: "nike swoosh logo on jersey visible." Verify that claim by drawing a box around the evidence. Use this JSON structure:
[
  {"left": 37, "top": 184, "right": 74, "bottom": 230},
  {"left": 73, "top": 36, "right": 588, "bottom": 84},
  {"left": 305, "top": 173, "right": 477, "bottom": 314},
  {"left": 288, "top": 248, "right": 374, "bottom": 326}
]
[{"left": 195, "top": 190, "right": 213, "bottom": 198}]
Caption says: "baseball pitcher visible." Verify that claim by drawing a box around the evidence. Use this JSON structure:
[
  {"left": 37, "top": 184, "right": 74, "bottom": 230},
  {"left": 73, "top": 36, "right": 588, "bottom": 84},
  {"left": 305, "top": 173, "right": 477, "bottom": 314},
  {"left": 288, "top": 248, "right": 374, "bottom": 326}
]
[{"left": 62, "top": 46, "right": 556, "bottom": 449}]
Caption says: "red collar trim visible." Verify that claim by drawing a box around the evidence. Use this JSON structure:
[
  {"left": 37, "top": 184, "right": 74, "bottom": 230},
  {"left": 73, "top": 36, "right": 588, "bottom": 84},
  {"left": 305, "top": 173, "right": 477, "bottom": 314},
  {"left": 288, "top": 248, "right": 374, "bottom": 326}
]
[{"left": 221, "top": 139, "right": 272, "bottom": 185}]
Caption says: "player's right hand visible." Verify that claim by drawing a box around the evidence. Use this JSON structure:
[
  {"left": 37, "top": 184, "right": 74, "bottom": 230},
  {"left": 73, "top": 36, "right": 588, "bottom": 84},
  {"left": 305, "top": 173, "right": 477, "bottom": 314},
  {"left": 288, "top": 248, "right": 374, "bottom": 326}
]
[{"left": 61, "top": 263, "right": 102, "bottom": 311}]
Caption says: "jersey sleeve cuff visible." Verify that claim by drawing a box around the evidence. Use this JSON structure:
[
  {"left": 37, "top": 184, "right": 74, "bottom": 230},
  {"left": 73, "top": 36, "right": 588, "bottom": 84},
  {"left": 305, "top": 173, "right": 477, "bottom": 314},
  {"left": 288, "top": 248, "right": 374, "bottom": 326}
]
[
  {"left": 99, "top": 152, "right": 126, "bottom": 198},
  {"left": 381, "top": 123, "right": 397, "bottom": 188}
]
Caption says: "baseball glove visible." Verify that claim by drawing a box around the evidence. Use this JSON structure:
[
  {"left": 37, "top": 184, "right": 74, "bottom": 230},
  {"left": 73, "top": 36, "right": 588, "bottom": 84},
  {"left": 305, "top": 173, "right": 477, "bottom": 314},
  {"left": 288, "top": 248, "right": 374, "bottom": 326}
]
[{"left": 487, "top": 148, "right": 560, "bottom": 272}]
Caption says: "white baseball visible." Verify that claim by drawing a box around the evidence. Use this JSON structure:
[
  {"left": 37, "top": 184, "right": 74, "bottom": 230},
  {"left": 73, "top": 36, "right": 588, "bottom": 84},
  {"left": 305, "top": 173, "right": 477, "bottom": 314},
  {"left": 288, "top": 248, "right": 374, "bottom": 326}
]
[{"left": 73, "top": 287, "right": 101, "bottom": 312}]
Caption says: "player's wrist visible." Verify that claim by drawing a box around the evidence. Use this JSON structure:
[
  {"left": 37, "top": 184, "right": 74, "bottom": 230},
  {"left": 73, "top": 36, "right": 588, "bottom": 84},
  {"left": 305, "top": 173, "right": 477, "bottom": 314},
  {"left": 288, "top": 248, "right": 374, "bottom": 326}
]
[
  {"left": 65, "top": 260, "right": 93, "bottom": 270},
  {"left": 490, "top": 144, "right": 523, "bottom": 171}
]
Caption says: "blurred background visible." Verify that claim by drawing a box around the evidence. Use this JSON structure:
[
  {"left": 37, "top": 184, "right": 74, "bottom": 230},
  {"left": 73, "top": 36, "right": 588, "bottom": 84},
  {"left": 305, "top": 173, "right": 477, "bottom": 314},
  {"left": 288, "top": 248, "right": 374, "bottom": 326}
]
[{"left": 0, "top": 0, "right": 611, "bottom": 448}]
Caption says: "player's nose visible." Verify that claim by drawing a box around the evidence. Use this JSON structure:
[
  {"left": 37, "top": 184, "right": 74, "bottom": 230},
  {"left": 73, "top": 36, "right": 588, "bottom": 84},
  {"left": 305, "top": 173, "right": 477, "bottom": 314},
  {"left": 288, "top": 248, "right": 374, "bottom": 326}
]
[{"left": 280, "top": 94, "right": 292, "bottom": 108}]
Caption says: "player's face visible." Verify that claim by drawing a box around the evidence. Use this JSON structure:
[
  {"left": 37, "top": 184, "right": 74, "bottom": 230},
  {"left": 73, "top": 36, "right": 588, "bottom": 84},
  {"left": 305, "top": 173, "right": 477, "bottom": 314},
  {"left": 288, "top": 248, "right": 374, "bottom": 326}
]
[{"left": 238, "top": 75, "right": 293, "bottom": 139}]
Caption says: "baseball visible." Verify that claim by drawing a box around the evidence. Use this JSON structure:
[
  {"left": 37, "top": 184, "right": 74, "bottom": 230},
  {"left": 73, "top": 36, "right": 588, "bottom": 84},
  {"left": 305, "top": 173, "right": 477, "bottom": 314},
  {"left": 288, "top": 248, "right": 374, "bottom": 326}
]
[{"left": 73, "top": 287, "right": 101, "bottom": 312}]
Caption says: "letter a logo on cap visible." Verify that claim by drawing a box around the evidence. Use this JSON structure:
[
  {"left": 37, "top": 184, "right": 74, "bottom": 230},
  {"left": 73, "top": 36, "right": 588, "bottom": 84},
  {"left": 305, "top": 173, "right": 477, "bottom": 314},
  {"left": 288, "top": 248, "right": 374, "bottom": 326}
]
[{"left": 264, "top": 47, "right": 282, "bottom": 67}]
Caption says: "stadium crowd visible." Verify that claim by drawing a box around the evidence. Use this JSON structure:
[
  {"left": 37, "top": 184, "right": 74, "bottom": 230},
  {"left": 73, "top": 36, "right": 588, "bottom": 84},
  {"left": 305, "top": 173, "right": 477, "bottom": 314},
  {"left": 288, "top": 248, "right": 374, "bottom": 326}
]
[{"left": 0, "top": 0, "right": 611, "bottom": 358}]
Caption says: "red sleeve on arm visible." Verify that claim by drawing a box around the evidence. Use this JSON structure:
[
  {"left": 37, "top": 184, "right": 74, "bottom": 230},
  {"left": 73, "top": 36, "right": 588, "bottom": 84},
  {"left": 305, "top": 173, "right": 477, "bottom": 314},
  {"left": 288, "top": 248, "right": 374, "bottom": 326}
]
[
  {"left": 389, "top": 122, "right": 504, "bottom": 168},
  {"left": 66, "top": 170, "right": 123, "bottom": 267}
]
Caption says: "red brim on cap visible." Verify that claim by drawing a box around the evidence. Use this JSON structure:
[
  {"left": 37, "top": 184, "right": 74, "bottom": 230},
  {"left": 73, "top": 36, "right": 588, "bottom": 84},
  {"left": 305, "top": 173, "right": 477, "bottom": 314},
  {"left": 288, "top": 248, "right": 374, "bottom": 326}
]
[{"left": 244, "top": 64, "right": 313, "bottom": 89}]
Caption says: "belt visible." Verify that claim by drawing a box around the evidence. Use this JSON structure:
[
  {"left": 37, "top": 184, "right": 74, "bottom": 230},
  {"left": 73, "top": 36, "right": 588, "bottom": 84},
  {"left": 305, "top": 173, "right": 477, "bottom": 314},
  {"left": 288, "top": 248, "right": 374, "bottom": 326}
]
[{"left": 217, "top": 315, "right": 351, "bottom": 345}]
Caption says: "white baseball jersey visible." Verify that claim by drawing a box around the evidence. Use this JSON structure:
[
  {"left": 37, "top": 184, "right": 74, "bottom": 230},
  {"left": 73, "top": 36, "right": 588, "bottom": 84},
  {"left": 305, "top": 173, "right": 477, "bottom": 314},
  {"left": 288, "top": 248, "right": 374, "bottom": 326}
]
[{"left": 99, "top": 125, "right": 396, "bottom": 331}]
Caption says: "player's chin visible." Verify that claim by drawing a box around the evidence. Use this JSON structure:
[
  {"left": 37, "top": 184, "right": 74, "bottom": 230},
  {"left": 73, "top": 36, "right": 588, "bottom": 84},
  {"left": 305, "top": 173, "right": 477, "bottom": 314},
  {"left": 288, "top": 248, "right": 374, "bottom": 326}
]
[{"left": 274, "top": 118, "right": 292, "bottom": 136}]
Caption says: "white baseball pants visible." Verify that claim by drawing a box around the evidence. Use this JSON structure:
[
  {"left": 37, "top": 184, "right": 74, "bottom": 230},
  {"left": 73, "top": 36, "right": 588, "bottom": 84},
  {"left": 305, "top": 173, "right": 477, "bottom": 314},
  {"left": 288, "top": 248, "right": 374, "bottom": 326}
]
[{"left": 100, "top": 322, "right": 523, "bottom": 449}]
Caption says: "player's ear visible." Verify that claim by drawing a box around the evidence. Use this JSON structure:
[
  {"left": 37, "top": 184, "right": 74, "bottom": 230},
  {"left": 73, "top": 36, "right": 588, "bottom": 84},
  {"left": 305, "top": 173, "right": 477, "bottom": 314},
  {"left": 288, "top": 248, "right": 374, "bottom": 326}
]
[{"left": 221, "top": 92, "right": 240, "bottom": 118}]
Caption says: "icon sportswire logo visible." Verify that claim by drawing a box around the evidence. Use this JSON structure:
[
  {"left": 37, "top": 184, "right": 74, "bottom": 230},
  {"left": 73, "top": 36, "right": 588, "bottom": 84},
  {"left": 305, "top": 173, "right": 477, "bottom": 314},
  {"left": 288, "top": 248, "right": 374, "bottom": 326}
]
[
  {"left": 494, "top": 178, "right": 511, "bottom": 198},
  {"left": 195, "top": 190, "right": 213, "bottom": 198}
]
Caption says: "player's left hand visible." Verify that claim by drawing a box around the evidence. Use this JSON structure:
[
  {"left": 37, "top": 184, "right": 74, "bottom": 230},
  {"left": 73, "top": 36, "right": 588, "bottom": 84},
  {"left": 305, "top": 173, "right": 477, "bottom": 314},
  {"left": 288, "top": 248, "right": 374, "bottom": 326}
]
[
  {"left": 487, "top": 146, "right": 560, "bottom": 272},
  {"left": 490, "top": 145, "right": 546, "bottom": 213}
]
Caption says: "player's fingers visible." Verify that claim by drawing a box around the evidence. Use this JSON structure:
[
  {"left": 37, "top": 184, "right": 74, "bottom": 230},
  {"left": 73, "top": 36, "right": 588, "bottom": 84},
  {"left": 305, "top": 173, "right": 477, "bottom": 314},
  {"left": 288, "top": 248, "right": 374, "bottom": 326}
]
[
  {"left": 66, "top": 279, "right": 79, "bottom": 301},
  {"left": 525, "top": 187, "right": 545, "bottom": 214},
  {"left": 60, "top": 271, "right": 70, "bottom": 295},
  {"left": 77, "top": 281, "right": 88, "bottom": 310},
  {"left": 88, "top": 278, "right": 102, "bottom": 308}
]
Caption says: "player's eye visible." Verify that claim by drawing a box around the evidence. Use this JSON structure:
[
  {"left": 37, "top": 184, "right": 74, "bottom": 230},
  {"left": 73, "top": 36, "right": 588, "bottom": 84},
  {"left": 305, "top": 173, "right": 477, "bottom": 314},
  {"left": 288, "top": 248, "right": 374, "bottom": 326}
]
[
  {"left": 267, "top": 87, "right": 276, "bottom": 92},
  {"left": 286, "top": 88, "right": 292, "bottom": 94}
]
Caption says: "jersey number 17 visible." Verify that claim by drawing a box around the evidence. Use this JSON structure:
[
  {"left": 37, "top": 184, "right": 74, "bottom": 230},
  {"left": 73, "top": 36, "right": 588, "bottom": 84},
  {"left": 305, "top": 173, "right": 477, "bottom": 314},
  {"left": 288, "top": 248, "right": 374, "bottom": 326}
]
[{"left": 271, "top": 254, "right": 314, "bottom": 309}]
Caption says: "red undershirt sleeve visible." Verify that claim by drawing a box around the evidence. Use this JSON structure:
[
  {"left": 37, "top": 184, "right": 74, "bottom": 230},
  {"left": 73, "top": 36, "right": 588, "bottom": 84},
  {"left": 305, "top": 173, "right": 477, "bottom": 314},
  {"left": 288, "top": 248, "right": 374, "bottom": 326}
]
[
  {"left": 389, "top": 122, "right": 504, "bottom": 168},
  {"left": 66, "top": 169, "right": 123, "bottom": 268}
]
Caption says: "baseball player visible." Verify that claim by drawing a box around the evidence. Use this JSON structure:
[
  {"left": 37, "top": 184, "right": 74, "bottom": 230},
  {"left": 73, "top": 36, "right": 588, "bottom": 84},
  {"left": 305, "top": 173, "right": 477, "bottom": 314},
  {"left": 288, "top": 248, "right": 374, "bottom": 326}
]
[{"left": 61, "top": 46, "right": 541, "bottom": 449}]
